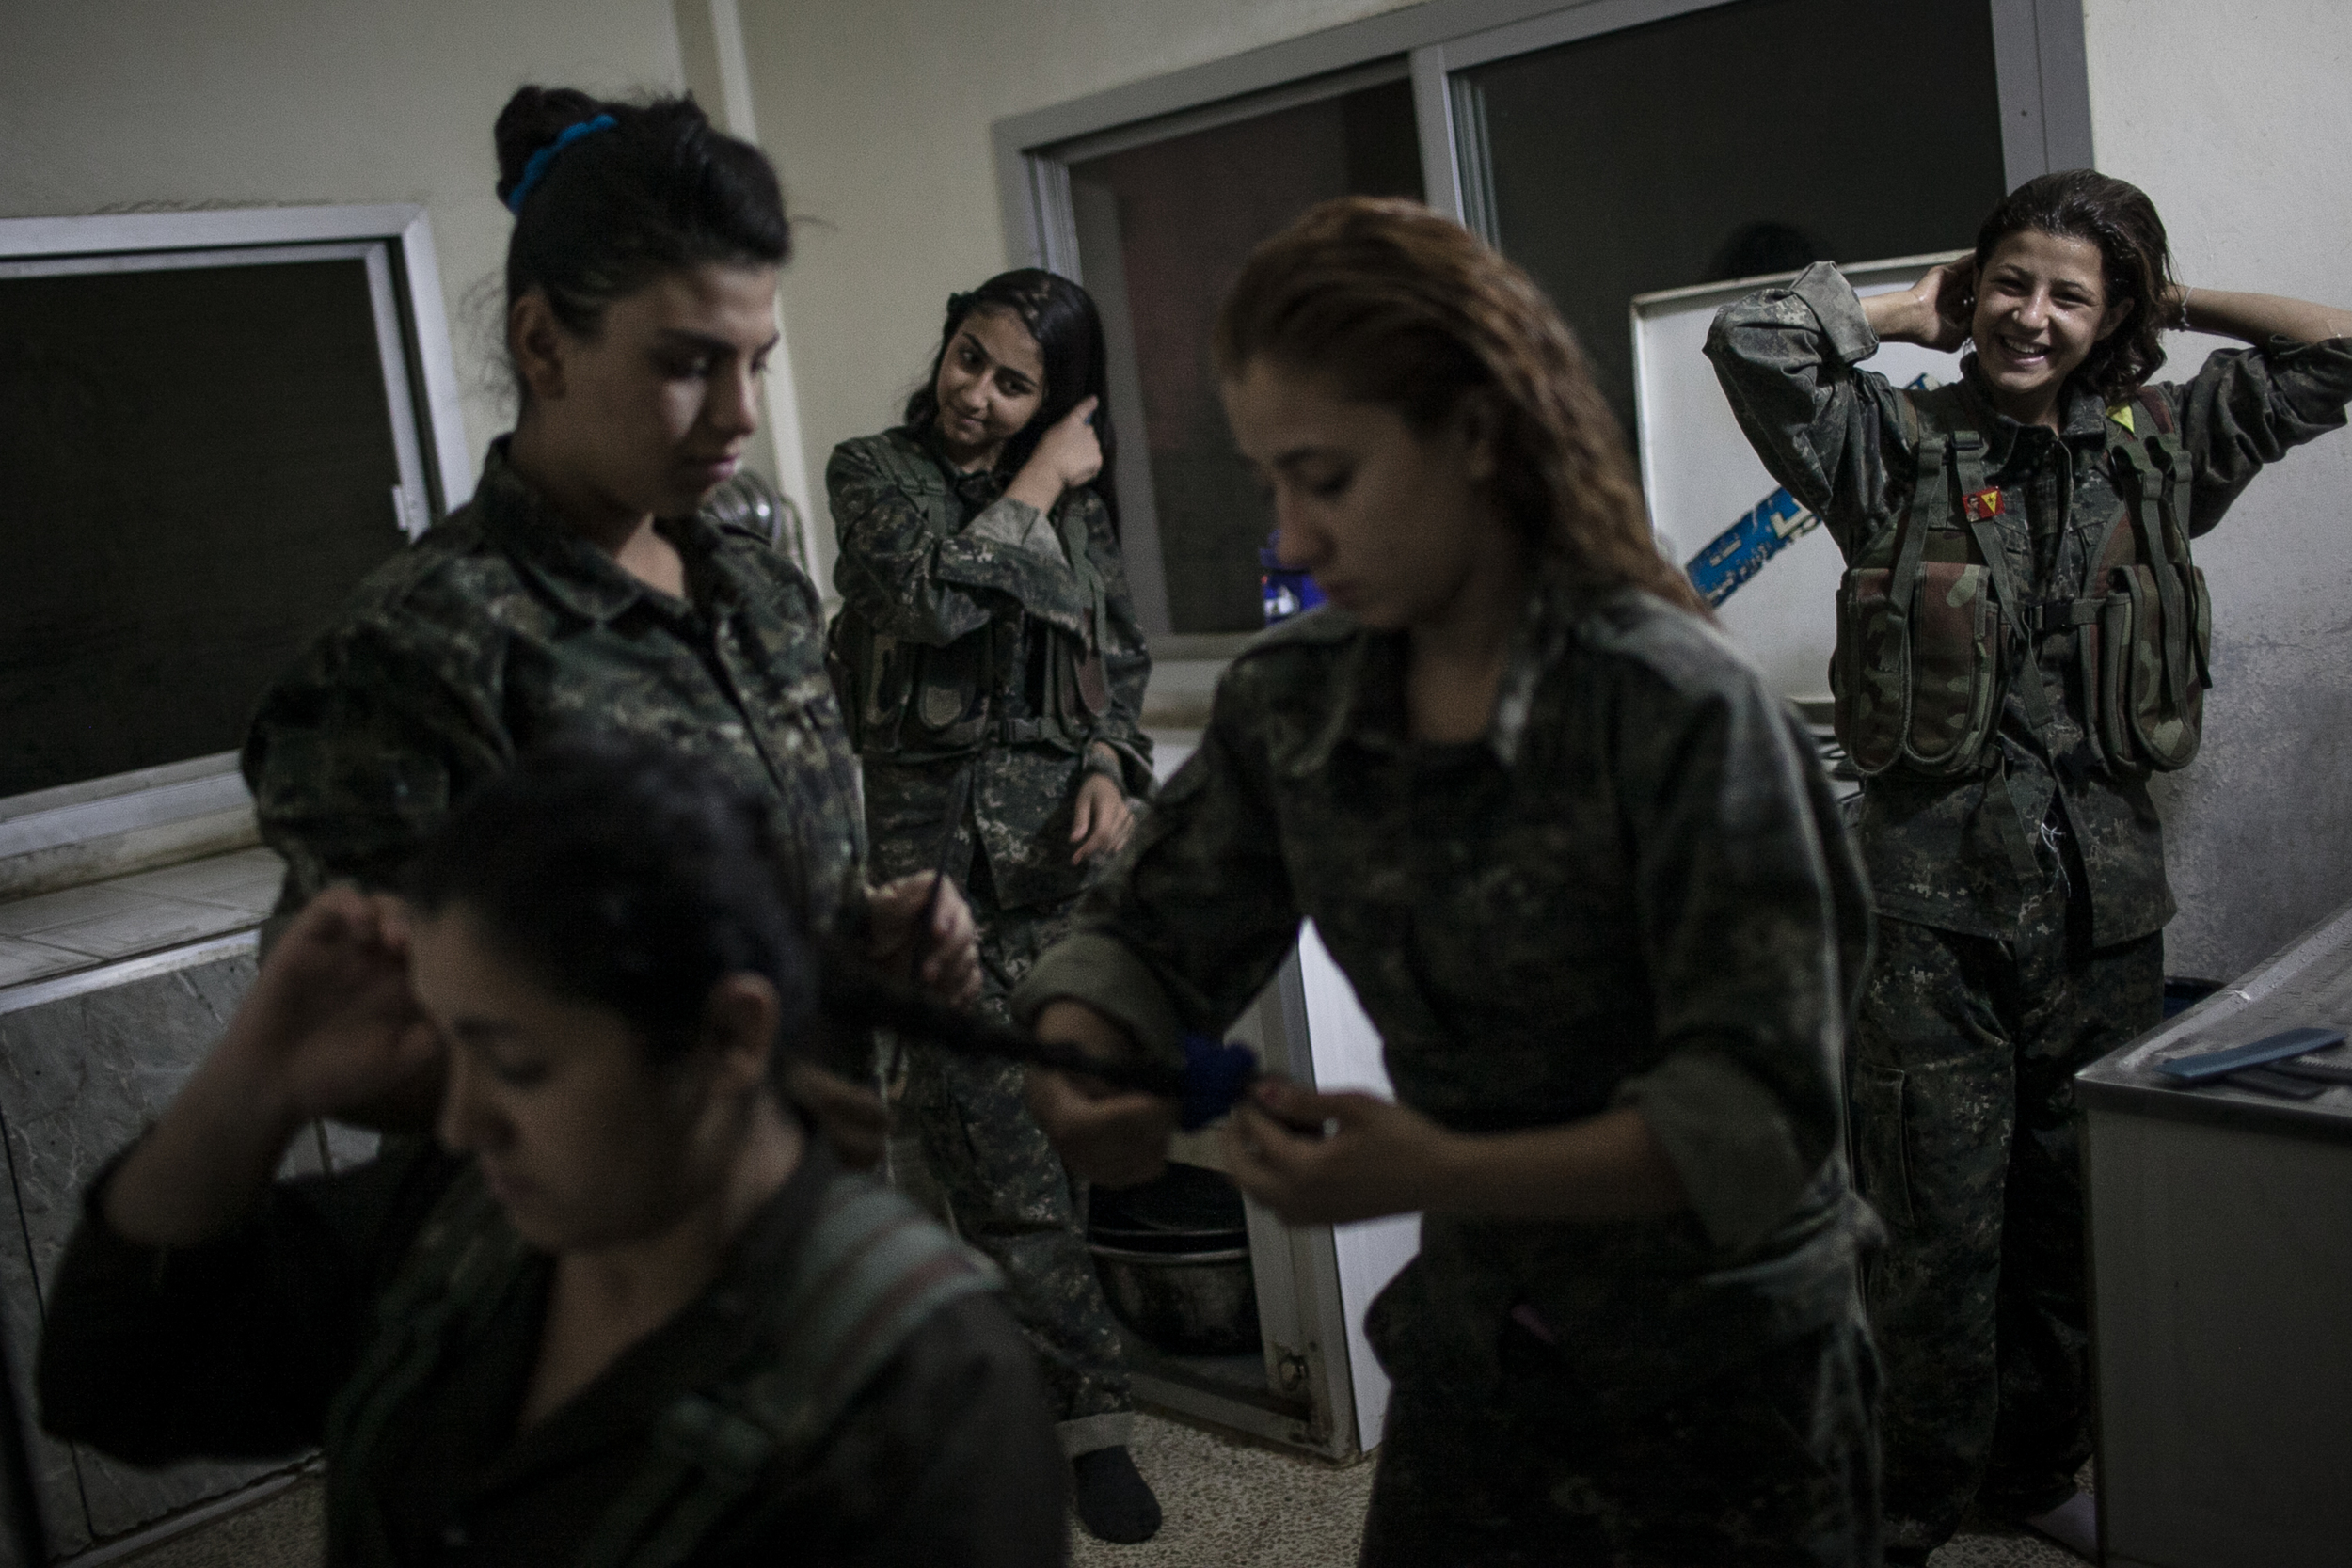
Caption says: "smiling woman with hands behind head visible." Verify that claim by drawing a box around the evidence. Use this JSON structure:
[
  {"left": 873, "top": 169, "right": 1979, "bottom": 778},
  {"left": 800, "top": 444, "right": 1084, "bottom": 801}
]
[
  {"left": 1707, "top": 170, "right": 2352, "bottom": 1565},
  {"left": 38, "top": 742, "right": 1066, "bottom": 1567},
  {"left": 1014, "top": 197, "right": 1882, "bottom": 1567}
]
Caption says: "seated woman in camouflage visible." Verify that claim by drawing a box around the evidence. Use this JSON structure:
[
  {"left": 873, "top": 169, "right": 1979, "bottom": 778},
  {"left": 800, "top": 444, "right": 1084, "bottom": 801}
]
[
  {"left": 240, "top": 87, "right": 978, "bottom": 1151},
  {"left": 1705, "top": 172, "right": 2352, "bottom": 1565},
  {"left": 824, "top": 271, "right": 1159, "bottom": 1541},
  {"left": 40, "top": 741, "right": 1066, "bottom": 1566},
  {"left": 1020, "top": 197, "right": 1882, "bottom": 1567}
]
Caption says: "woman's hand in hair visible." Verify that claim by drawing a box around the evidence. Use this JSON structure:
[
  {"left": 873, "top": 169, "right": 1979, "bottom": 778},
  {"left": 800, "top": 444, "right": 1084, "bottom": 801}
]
[
  {"left": 1069, "top": 763, "right": 1134, "bottom": 865},
  {"left": 1007, "top": 395, "right": 1104, "bottom": 515},
  {"left": 866, "top": 873, "right": 983, "bottom": 1007},
  {"left": 1864, "top": 257, "right": 1977, "bottom": 353},
  {"left": 1025, "top": 1001, "right": 1177, "bottom": 1187},
  {"left": 230, "top": 888, "right": 444, "bottom": 1127},
  {"left": 103, "top": 887, "right": 444, "bottom": 1246}
]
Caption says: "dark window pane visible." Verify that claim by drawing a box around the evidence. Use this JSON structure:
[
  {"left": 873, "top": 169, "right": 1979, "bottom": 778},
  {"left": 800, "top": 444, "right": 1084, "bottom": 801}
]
[
  {"left": 1073, "top": 76, "right": 1422, "bottom": 635},
  {"left": 1464, "top": 0, "right": 2007, "bottom": 443},
  {"left": 0, "top": 257, "right": 409, "bottom": 797}
]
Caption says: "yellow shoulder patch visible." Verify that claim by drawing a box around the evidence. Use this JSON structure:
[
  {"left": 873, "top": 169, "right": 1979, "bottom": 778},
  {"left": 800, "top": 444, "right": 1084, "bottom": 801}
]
[{"left": 2107, "top": 403, "right": 2137, "bottom": 433}]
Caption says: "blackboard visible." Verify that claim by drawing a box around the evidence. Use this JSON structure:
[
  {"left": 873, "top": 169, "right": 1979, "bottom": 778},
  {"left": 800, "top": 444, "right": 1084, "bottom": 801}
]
[{"left": 0, "top": 253, "right": 418, "bottom": 800}]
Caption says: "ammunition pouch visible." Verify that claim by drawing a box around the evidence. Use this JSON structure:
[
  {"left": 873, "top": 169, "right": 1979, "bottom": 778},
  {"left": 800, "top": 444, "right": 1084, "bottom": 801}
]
[
  {"left": 829, "top": 607, "right": 1106, "bottom": 762},
  {"left": 1830, "top": 387, "right": 2208, "bottom": 788}
]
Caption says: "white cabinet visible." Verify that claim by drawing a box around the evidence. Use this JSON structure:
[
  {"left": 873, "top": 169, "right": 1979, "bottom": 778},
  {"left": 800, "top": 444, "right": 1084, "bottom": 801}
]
[
  {"left": 2078, "top": 901, "right": 2352, "bottom": 1568},
  {"left": 1127, "top": 927, "right": 1419, "bottom": 1461}
]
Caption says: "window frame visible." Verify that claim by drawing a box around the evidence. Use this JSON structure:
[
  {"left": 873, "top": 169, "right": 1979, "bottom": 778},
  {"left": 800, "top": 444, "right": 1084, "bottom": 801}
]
[
  {"left": 0, "top": 202, "right": 469, "bottom": 864},
  {"left": 998, "top": 0, "right": 2090, "bottom": 262}
]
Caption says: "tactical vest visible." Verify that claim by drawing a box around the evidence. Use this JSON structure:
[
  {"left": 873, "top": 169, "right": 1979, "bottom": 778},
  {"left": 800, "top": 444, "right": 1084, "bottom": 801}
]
[
  {"left": 828, "top": 436, "right": 1112, "bottom": 762},
  {"left": 1830, "top": 383, "right": 2210, "bottom": 791},
  {"left": 321, "top": 1165, "right": 999, "bottom": 1568}
]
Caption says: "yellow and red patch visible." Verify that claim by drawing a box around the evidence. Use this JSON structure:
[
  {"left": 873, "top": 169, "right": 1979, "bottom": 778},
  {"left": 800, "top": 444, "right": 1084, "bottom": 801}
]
[{"left": 1963, "top": 486, "right": 2006, "bottom": 522}]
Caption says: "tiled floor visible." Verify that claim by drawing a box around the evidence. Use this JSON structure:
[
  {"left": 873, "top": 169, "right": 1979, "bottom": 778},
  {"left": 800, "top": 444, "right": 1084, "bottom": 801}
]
[
  {"left": 0, "top": 847, "right": 281, "bottom": 990},
  {"left": 111, "top": 1417, "right": 2091, "bottom": 1567}
]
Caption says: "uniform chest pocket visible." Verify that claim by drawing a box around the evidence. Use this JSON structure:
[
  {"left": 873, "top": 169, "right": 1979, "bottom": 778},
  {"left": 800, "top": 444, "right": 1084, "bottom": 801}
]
[
  {"left": 2096, "top": 561, "right": 2211, "bottom": 773},
  {"left": 1401, "top": 841, "right": 1635, "bottom": 1020},
  {"left": 914, "top": 635, "right": 993, "bottom": 748},
  {"left": 1832, "top": 557, "right": 2000, "bottom": 778}
]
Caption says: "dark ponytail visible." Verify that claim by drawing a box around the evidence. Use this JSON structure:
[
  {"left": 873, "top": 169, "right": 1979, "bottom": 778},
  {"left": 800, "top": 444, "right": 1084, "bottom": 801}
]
[
  {"left": 901, "top": 269, "right": 1120, "bottom": 533},
  {"left": 494, "top": 86, "right": 789, "bottom": 342},
  {"left": 405, "top": 737, "right": 817, "bottom": 1072}
]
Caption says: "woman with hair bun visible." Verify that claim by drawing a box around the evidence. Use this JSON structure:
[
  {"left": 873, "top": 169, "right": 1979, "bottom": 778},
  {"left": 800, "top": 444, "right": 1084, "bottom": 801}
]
[
  {"left": 241, "top": 87, "right": 978, "bottom": 1149},
  {"left": 40, "top": 740, "right": 1066, "bottom": 1566},
  {"left": 1708, "top": 170, "right": 2352, "bottom": 1565},
  {"left": 825, "top": 269, "right": 1159, "bottom": 1543},
  {"left": 1017, "top": 197, "right": 1882, "bottom": 1565}
]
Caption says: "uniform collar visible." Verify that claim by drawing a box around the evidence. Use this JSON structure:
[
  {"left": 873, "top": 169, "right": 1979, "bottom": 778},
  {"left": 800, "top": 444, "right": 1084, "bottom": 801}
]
[
  {"left": 474, "top": 438, "right": 743, "bottom": 625},
  {"left": 1955, "top": 355, "right": 2116, "bottom": 459},
  {"left": 1288, "top": 574, "right": 1561, "bottom": 776}
]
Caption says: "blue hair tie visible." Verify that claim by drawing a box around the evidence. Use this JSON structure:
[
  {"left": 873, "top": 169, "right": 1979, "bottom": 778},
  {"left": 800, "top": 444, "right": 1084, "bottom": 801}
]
[{"left": 504, "top": 113, "right": 617, "bottom": 214}]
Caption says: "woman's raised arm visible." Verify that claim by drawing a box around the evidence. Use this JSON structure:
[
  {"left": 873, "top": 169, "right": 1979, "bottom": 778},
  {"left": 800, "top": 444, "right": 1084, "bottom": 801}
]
[
  {"left": 828, "top": 436, "right": 1093, "bottom": 646},
  {"left": 103, "top": 889, "right": 442, "bottom": 1246},
  {"left": 2173, "top": 285, "right": 2352, "bottom": 346}
]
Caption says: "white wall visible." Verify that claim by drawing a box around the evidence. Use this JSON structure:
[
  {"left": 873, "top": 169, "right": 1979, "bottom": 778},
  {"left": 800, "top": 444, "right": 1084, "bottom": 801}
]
[
  {"left": 0, "top": 0, "right": 692, "bottom": 485},
  {"left": 2086, "top": 0, "right": 2352, "bottom": 980},
  {"left": 734, "top": 0, "right": 1423, "bottom": 592}
]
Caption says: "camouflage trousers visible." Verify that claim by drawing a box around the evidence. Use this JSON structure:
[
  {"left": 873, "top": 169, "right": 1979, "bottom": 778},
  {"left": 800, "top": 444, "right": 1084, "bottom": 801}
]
[
  {"left": 1358, "top": 1310, "right": 1880, "bottom": 1566},
  {"left": 1852, "top": 890, "right": 2162, "bottom": 1556},
  {"left": 898, "top": 884, "right": 1134, "bottom": 1455}
]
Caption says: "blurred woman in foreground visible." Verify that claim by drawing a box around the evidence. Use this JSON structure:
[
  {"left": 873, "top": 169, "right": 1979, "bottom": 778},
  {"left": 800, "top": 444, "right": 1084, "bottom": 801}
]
[
  {"left": 40, "top": 742, "right": 1065, "bottom": 1567},
  {"left": 1016, "top": 197, "right": 1882, "bottom": 1566}
]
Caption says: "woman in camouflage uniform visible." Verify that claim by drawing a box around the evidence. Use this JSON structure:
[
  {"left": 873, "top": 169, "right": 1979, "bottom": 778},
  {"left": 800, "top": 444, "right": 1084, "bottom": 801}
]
[
  {"left": 825, "top": 271, "right": 1159, "bottom": 1541},
  {"left": 42, "top": 742, "right": 1065, "bottom": 1566},
  {"left": 1020, "top": 198, "right": 1883, "bottom": 1567},
  {"left": 241, "top": 87, "right": 978, "bottom": 1148},
  {"left": 1707, "top": 170, "right": 2352, "bottom": 1563}
]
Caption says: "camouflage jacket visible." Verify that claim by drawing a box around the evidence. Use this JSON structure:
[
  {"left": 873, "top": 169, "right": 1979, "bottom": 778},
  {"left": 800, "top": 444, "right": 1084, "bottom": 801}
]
[
  {"left": 40, "top": 1138, "right": 1067, "bottom": 1566},
  {"left": 1015, "top": 579, "right": 1877, "bottom": 1414},
  {"left": 828, "top": 428, "right": 1151, "bottom": 911},
  {"left": 242, "top": 440, "right": 866, "bottom": 930},
  {"left": 1707, "top": 263, "right": 2352, "bottom": 944}
]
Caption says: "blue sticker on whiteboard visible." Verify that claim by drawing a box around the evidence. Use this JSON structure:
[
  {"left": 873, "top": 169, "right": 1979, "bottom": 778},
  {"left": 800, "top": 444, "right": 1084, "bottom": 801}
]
[
  {"left": 1686, "top": 486, "right": 1818, "bottom": 607},
  {"left": 1686, "top": 373, "right": 1938, "bottom": 607}
]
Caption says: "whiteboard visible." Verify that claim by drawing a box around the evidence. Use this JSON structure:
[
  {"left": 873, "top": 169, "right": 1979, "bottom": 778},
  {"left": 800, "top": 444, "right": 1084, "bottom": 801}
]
[{"left": 1630, "top": 254, "right": 1967, "bottom": 704}]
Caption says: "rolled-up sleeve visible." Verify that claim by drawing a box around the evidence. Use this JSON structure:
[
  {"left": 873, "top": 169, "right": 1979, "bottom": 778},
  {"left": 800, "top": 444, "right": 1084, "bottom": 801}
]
[
  {"left": 2171, "top": 336, "right": 2352, "bottom": 535},
  {"left": 1705, "top": 261, "right": 1911, "bottom": 558},
  {"left": 1609, "top": 676, "right": 1868, "bottom": 1255}
]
